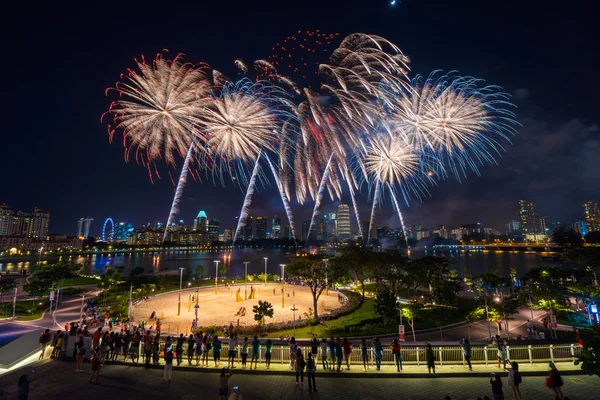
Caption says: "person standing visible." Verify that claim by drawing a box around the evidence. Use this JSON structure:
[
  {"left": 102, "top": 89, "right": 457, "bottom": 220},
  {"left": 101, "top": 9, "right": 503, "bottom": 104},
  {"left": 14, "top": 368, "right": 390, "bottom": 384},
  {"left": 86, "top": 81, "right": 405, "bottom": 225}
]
[
  {"left": 240, "top": 337, "right": 249, "bottom": 368},
  {"left": 342, "top": 338, "right": 353, "bottom": 371},
  {"left": 373, "top": 337, "right": 383, "bottom": 371},
  {"left": 506, "top": 360, "right": 523, "bottom": 400},
  {"left": 289, "top": 337, "right": 298, "bottom": 370},
  {"left": 219, "top": 367, "right": 233, "bottom": 400},
  {"left": 51, "top": 330, "right": 64, "bottom": 359},
  {"left": 547, "top": 362, "right": 564, "bottom": 400},
  {"left": 265, "top": 339, "right": 273, "bottom": 369},
  {"left": 175, "top": 333, "right": 185, "bottom": 366},
  {"left": 460, "top": 338, "right": 473, "bottom": 371},
  {"left": 89, "top": 348, "right": 102, "bottom": 384},
  {"left": 122, "top": 330, "right": 131, "bottom": 362},
  {"left": 328, "top": 337, "right": 336, "bottom": 371},
  {"left": 306, "top": 352, "right": 317, "bottom": 392},
  {"left": 391, "top": 339, "right": 403, "bottom": 372},
  {"left": 38, "top": 329, "right": 52, "bottom": 360},
  {"left": 228, "top": 334, "right": 238, "bottom": 368},
  {"left": 295, "top": 348, "right": 305, "bottom": 386},
  {"left": 112, "top": 331, "right": 123, "bottom": 361},
  {"left": 202, "top": 333, "right": 211, "bottom": 367},
  {"left": 162, "top": 346, "right": 174, "bottom": 384},
  {"left": 310, "top": 336, "right": 319, "bottom": 368},
  {"left": 130, "top": 331, "right": 140, "bottom": 364},
  {"left": 75, "top": 345, "right": 86, "bottom": 373},
  {"left": 360, "top": 339, "right": 369, "bottom": 371},
  {"left": 195, "top": 332, "right": 203, "bottom": 366},
  {"left": 213, "top": 335, "right": 222, "bottom": 367},
  {"left": 320, "top": 338, "right": 329, "bottom": 371},
  {"left": 250, "top": 336, "right": 260, "bottom": 369},
  {"left": 186, "top": 334, "right": 195, "bottom": 366},
  {"left": 425, "top": 343, "right": 436, "bottom": 376},
  {"left": 143, "top": 330, "right": 152, "bottom": 367},
  {"left": 335, "top": 338, "right": 343, "bottom": 372},
  {"left": 17, "top": 371, "right": 36, "bottom": 400},
  {"left": 490, "top": 373, "right": 504, "bottom": 400}
]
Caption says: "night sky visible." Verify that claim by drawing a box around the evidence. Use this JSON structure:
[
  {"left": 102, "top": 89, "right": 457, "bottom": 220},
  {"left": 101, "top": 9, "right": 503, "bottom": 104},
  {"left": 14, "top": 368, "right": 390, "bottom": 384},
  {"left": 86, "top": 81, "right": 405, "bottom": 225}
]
[{"left": 1, "top": 0, "right": 598, "bottom": 236}]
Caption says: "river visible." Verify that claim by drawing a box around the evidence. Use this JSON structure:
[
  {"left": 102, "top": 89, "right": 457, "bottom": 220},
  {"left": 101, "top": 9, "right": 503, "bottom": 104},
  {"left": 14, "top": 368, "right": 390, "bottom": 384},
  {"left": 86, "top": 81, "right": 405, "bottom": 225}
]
[{"left": 0, "top": 248, "right": 560, "bottom": 278}]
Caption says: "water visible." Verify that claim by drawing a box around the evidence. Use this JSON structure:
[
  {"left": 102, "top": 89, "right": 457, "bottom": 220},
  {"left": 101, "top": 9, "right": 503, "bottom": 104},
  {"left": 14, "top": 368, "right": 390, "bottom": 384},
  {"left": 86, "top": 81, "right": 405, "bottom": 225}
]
[{"left": 0, "top": 248, "right": 558, "bottom": 278}]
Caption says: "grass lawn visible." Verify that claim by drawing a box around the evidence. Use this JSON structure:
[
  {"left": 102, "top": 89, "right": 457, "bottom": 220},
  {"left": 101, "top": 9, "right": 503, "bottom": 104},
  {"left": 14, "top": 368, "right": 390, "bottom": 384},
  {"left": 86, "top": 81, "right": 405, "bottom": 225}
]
[
  {"left": 0, "top": 299, "right": 49, "bottom": 320},
  {"left": 60, "top": 276, "right": 100, "bottom": 287}
]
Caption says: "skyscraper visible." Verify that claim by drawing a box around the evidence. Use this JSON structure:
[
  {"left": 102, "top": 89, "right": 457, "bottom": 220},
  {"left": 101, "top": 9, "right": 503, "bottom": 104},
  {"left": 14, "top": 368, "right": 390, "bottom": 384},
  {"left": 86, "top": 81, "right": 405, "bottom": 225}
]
[
  {"left": 583, "top": 201, "right": 600, "bottom": 232},
  {"left": 505, "top": 220, "right": 521, "bottom": 236},
  {"left": 335, "top": 204, "right": 351, "bottom": 241},
  {"left": 518, "top": 200, "right": 541, "bottom": 234},
  {"left": 301, "top": 220, "right": 316, "bottom": 241},
  {"left": 77, "top": 217, "right": 93, "bottom": 239},
  {"left": 193, "top": 211, "right": 208, "bottom": 233},
  {"left": 271, "top": 215, "right": 281, "bottom": 239},
  {"left": 573, "top": 221, "right": 588, "bottom": 237},
  {"left": 255, "top": 216, "right": 268, "bottom": 240},
  {"left": 243, "top": 215, "right": 254, "bottom": 240},
  {"left": 316, "top": 218, "right": 328, "bottom": 241},
  {"left": 208, "top": 219, "right": 220, "bottom": 241}
]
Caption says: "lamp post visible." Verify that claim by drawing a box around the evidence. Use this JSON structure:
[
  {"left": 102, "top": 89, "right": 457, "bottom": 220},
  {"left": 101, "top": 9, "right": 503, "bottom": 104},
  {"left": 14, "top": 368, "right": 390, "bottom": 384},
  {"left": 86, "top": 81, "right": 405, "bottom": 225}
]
[
  {"left": 12, "top": 287, "right": 17, "bottom": 319},
  {"left": 263, "top": 257, "right": 268, "bottom": 286},
  {"left": 177, "top": 267, "right": 185, "bottom": 316},
  {"left": 280, "top": 264, "right": 286, "bottom": 308},
  {"left": 214, "top": 260, "right": 220, "bottom": 294},
  {"left": 194, "top": 287, "right": 199, "bottom": 330},
  {"left": 244, "top": 261, "right": 250, "bottom": 300},
  {"left": 323, "top": 258, "right": 329, "bottom": 296},
  {"left": 291, "top": 304, "right": 298, "bottom": 337},
  {"left": 38, "top": 245, "right": 44, "bottom": 264}
]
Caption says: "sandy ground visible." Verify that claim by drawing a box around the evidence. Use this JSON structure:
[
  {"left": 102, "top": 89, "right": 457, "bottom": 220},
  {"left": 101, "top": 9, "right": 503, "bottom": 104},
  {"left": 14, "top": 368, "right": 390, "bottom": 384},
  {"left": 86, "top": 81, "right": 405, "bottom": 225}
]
[{"left": 131, "top": 283, "right": 342, "bottom": 333}]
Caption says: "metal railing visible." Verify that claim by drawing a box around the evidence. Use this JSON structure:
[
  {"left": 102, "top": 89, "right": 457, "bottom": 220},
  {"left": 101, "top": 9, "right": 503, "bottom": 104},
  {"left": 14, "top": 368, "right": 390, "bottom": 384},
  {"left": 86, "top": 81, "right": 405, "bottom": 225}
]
[{"left": 71, "top": 336, "right": 580, "bottom": 366}]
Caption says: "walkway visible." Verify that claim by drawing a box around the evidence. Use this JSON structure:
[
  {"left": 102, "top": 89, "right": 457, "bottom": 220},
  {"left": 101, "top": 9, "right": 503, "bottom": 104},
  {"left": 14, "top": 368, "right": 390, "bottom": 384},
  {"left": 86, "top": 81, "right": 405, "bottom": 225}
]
[{"left": 0, "top": 359, "right": 594, "bottom": 400}]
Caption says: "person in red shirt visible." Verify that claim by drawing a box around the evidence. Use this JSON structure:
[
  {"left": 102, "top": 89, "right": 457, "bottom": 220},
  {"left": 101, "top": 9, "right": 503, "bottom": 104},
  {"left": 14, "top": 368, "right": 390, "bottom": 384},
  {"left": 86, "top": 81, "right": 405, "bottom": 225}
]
[
  {"left": 89, "top": 348, "right": 102, "bottom": 384},
  {"left": 342, "top": 338, "right": 352, "bottom": 371},
  {"left": 38, "top": 329, "right": 52, "bottom": 360},
  {"left": 92, "top": 329, "right": 102, "bottom": 349},
  {"left": 391, "top": 339, "right": 403, "bottom": 372}
]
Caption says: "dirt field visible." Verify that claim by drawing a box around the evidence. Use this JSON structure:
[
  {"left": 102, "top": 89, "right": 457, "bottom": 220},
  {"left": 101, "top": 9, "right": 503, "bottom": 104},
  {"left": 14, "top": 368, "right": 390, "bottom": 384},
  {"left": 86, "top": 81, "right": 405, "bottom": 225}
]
[{"left": 131, "top": 283, "right": 342, "bottom": 333}]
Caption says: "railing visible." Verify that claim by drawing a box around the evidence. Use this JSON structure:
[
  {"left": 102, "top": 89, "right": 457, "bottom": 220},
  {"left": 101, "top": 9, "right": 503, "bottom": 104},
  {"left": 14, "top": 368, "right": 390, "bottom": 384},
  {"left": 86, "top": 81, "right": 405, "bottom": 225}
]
[{"left": 72, "top": 336, "right": 580, "bottom": 366}]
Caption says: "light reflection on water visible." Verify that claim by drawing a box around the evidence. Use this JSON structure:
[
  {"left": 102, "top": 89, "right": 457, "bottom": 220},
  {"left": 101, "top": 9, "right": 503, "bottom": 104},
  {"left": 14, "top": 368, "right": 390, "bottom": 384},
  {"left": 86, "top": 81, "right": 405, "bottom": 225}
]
[{"left": 0, "top": 248, "right": 560, "bottom": 278}]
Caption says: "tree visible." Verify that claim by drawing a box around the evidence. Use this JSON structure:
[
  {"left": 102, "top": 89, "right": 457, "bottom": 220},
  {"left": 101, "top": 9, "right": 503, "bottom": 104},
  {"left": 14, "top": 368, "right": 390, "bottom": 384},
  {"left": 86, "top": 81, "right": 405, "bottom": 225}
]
[
  {"left": 0, "top": 277, "right": 18, "bottom": 302},
  {"left": 575, "top": 325, "right": 600, "bottom": 378},
  {"left": 489, "top": 294, "right": 524, "bottom": 339},
  {"left": 402, "top": 302, "right": 426, "bottom": 342},
  {"left": 371, "top": 251, "right": 410, "bottom": 299},
  {"left": 331, "top": 247, "right": 374, "bottom": 298},
  {"left": 129, "top": 266, "right": 145, "bottom": 278},
  {"left": 553, "top": 227, "right": 584, "bottom": 248},
  {"left": 374, "top": 290, "right": 399, "bottom": 324},
  {"left": 409, "top": 256, "right": 462, "bottom": 305},
  {"left": 252, "top": 300, "right": 274, "bottom": 329},
  {"left": 466, "top": 307, "right": 485, "bottom": 341},
  {"left": 286, "top": 254, "right": 336, "bottom": 320}
]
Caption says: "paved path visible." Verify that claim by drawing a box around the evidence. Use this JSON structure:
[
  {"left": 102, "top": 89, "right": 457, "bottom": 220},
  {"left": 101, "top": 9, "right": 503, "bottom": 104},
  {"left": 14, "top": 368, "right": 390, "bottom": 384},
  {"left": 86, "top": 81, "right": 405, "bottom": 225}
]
[{"left": 0, "top": 358, "right": 595, "bottom": 400}]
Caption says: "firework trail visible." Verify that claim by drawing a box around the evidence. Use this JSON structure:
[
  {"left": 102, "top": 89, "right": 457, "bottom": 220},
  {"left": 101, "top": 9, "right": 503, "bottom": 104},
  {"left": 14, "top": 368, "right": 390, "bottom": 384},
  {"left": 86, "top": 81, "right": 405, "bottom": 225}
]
[
  {"left": 162, "top": 143, "right": 195, "bottom": 244},
  {"left": 266, "top": 156, "right": 297, "bottom": 242},
  {"left": 368, "top": 178, "right": 381, "bottom": 243},
  {"left": 306, "top": 153, "right": 334, "bottom": 243},
  {"left": 388, "top": 183, "right": 409, "bottom": 248},
  {"left": 233, "top": 152, "right": 262, "bottom": 245},
  {"left": 347, "top": 181, "right": 363, "bottom": 239}
]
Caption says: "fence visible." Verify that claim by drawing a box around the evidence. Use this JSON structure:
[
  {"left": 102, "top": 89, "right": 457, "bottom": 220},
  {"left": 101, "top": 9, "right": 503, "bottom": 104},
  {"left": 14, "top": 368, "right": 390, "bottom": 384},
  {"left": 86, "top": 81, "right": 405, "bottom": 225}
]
[{"left": 70, "top": 336, "right": 580, "bottom": 366}]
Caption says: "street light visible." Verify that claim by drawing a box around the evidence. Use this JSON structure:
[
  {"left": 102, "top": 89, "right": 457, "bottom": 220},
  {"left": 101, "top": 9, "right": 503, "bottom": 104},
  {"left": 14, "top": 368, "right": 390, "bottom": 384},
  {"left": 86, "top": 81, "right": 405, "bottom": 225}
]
[
  {"left": 194, "top": 287, "right": 199, "bottom": 331},
  {"left": 214, "top": 260, "right": 220, "bottom": 294},
  {"left": 128, "top": 284, "right": 133, "bottom": 320},
  {"left": 280, "top": 264, "right": 286, "bottom": 308},
  {"left": 323, "top": 258, "right": 329, "bottom": 296},
  {"left": 177, "top": 267, "right": 185, "bottom": 316},
  {"left": 291, "top": 304, "right": 298, "bottom": 337},
  {"left": 263, "top": 257, "right": 268, "bottom": 287},
  {"left": 244, "top": 261, "right": 250, "bottom": 300}
]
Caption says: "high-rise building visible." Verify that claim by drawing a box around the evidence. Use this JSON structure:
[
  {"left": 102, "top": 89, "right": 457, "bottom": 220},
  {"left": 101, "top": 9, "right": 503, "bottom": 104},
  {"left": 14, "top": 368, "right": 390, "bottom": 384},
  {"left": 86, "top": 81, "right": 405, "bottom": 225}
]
[
  {"left": 208, "top": 219, "right": 220, "bottom": 241},
  {"left": 21, "top": 208, "right": 50, "bottom": 238},
  {"left": 271, "top": 215, "right": 281, "bottom": 239},
  {"left": 243, "top": 216, "right": 254, "bottom": 240},
  {"left": 316, "top": 218, "right": 328, "bottom": 241},
  {"left": 518, "top": 200, "right": 542, "bottom": 234},
  {"left": 255, "top": 216, "right": 268, "bottom": 240},
  {"left": 583, "top": 201, "right": 600, "bottom": 232},
  {"left": 193, "top": 210, "right": 208, "bottom": 232},
  {"left": 77, "top": 217, "right": 93, "bottom": 239},
  {"left": 301, "top": 220, "right": 317, "bottom": 241},
  {"left": 0, "top": 204, "right": 14, "bottom": 236},
  {"left": 335, "top": 204, "right": 351, "bottom": 241},
  {"left": 505, "top": 220, "right": 521, "bottom": 236},
  {"left": 573, "top": 221, "right": 588, "bottom": 237},
  {"left": 224, "top": 228, "right": 233, "bottom": 242}
]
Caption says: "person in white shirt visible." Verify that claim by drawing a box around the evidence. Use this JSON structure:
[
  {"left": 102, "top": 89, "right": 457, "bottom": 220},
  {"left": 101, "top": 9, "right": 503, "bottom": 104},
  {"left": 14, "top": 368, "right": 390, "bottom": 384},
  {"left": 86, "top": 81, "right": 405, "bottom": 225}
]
[{"left": 228, "top": 335, "right": 238, "bottom": 368}]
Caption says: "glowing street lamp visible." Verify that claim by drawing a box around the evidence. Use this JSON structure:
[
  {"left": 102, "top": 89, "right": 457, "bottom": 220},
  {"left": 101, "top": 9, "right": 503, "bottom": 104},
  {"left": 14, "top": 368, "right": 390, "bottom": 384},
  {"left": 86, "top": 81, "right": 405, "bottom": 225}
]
[
  {"left": 177, "top": 267, "right": 185, "bottom": 316},
  {"left": 214, "top": 260, "right": 220, "bottom": 294},
  {"left": 244, "top": 261, "right": 250, "bottom": 300},
  {"left": 263, "top": 257, "right": 268, "bottom": 286},
  {"left": 280, "top": 264, "right": 286, "bottom": 308}
]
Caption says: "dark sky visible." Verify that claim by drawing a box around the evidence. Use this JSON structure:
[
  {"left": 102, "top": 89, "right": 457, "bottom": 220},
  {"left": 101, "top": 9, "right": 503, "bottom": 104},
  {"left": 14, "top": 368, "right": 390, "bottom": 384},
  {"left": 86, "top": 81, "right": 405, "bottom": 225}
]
[{"left": 1, "top": 0, "right": 598, "bottom": 236}]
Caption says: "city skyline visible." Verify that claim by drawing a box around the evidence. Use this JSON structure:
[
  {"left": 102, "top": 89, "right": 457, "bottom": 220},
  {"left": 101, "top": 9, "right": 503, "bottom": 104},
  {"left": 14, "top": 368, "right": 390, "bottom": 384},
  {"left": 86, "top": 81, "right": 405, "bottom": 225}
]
[{"left": 1, "top": 1, "right": 598, "bottom": 236}]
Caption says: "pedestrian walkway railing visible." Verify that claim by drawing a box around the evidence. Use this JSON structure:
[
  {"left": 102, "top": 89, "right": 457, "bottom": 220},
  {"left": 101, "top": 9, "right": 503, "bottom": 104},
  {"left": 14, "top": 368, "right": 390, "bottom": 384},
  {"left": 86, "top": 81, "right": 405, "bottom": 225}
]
[{"left": 70, "top": 335, "right": 580, "bottom": 367}]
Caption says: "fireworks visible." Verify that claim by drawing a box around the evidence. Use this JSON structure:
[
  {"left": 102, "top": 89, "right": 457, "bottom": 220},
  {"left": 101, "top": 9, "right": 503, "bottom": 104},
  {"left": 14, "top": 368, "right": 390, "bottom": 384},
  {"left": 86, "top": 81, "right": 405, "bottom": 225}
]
[{"left": 105, "top": 35, "right": 518, "bottom": 248}]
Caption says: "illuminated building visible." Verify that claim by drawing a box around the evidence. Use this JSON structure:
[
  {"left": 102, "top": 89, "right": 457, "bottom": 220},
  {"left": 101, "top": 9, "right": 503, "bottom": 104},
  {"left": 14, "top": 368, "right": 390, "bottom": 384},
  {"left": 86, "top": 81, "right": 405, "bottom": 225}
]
[
  {"left": 316, "top": 218, "right": 328, "bottom": 241},
  {"left": 208, "top": 219, "right": 220, "bottom": 241},
  {"left": 224, "top": 229, "right": 233, "bottom": 242},
  {"left": 583, "top": 201, "right": 600, "bottom": 232},
  {"left": 573, "top": 221, "right": 588, "bottom": 237},
  {"left": 77, "top": 217, "right": 94, "bottom": 239},
  {"left": 271, "top": 215, "right": 281, "bottom": 239},
  {"left": 518, "top": 200, "right": 544, "bottom": 240},
  {"left": 193, "top": 210, "right": 208, "bottom": 233},
  {"left": 243, "top": 215, "right": 254, "bottom": 240},
  {"left": 255, "top": 216, "right": 267, "bottom": 240},
  {"left": 335, "top": 204, "right": 351, "bottom": 241},
  {"left": 505, "top": 220, "right": 521, "bottom": 236}
]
